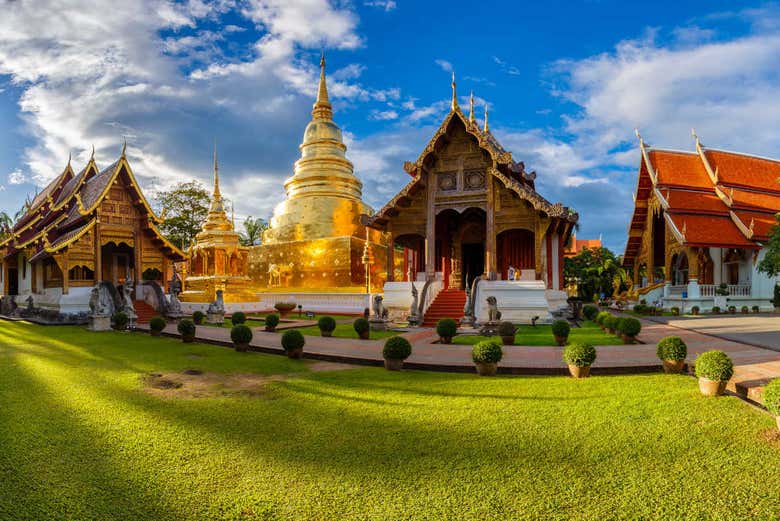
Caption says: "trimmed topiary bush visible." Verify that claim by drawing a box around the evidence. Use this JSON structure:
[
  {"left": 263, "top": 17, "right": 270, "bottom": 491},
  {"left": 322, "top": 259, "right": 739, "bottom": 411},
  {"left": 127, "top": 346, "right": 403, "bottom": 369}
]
[
  {"left": 763, "top": 379, "right": 780, "bottom": 417},
  {"left": 752, "top": 305, "right": 760, "bottom": 313},
  {"left": 691, "top": 305, "right": 700, "bottom": 315},
  {"left": 436, "top": 318, "right": 458, "bottom": 343},
  {"left": 728, "top": 305, "right": 737, "bottom": 315},
  {"left": 551, "top": 320, "right": 570, "bottom": 346},
  {"left": 193, "top": 311, "right": 205, "bottom": 325},
  {"left": 670, "top": 306, "right": 680, "bottom": 316},
  {"left": 231, "top": 311, "right": 246, "bottom": 325},
  {"left": 281, "top": 329, "right": 305, "bottom": 358},
  {"left": 695, "top": 350, "right": 734, "bottom": 382},
  {"left": 353, "top": 318, "right": 370, "bottom": 339},
  {"left": 563, "top": 342, "right": 597, "bottom": 367},
  {"left": 264, "top": 313, "right": 280, "bottom": 332},
  {"left": 582, "top": 304, "right": 599, "bottom": 321},
  {"left": 497, "top": 321, "right": 516, "bottom": 345},
  {"left": 633, "top": 303, "right": 646, "bottom": 315},
  {"left": 711, "top": 306, "right": 721, "bottom": 314},
  {"left": 657, "top": 336, "right": 687, "bottom": 361},
  {"left": 618, "top": 317, "right": 641, "bottom": 339},
  {"left": 472, "top": 340, "right": 503, "bottom": 364},
  {"left": 230, "top": 324, "right": 253, "bottom": 351},
  {"left": 604, "top": 315, "right": 619, "bottom": 334},
  {"left": 596, "top": 311, "right": 610, "bottom": 326},
  {"left": 177, "top": 319, "right": 196, "bottom": 342},
  {"left": 383, "top": 337, "right": 412, "bottom": 360},
  {"left": 317, "top": 316, "right": 337, "bottom": 336},
  {"left": 741, "top": 306, "right": 749, "bottom": 314},
  {"left": 149, "top": 316, "right": 166, "bottom": 336},
  {"left": 112, "top": 312, "right": 129, "bottom": 331}
]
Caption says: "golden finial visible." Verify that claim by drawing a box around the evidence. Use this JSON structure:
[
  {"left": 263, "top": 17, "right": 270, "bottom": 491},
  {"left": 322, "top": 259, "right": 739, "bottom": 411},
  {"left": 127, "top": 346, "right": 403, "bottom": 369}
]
[
  {"left": 90, "top": 144, "right": 95, "bottom": 160},
  {"left": 749, "top": 218, "right": 755, "bottom": 233},
  {"left": 451, "top": 71, "right": 458, "bottom": 111},
  {"left": 312, "top": 51, "right": 333, "bottom": 120},
  {"left": 121, "top": 137, "right": 127, "bottom": 158},
  {"left": 483, "top": 105, "right": 489, "bottom": 132},
  {"left": 67, "top": 151, "right": 71, "bottom": 166},
  {"left": 213, "top": 139, "right": 221, "bottom": 198},
  {"left": 231, "top": 205, "right": 235, "bottom": 229},
  {"left": 469, "top": 91, "right": 475, "bottom": 123}
]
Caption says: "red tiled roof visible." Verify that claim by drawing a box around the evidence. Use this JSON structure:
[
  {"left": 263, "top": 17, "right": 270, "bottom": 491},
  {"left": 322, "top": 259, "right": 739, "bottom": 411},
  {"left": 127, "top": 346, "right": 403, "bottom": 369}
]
[
  {"left": 650, "top": 150, "right": 712, "bottom": 189},
  {"left": 705, "top": 150, "right": 780, "bottom": 193},
  {"left": 667, "top": 214, "right": 755, "bottom": 248}
]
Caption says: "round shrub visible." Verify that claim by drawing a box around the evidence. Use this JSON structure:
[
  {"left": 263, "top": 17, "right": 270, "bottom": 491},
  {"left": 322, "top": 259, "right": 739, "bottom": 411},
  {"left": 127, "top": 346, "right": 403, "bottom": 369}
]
[
  {"left": 615, "top": 317, "right": 627, "bottom": 333},
  {"left": 562, "top": 342, "right": 597, "bottom": 367},
  {"left": 230, "top": 324, "right": 253, "bottom": 344},
  {"left": 383, "top": 337, "right": 412, "bottom": 360},
  {"left": 264, "top": 313, "right": 280, "bottom": 330},
  {"left": 741, "top": 306, "right": 749, "bottom": 314},
  {"left": 436, "top": 318, "right": 458, "bottom": 339},
  {"left": 712, "top": 306, "right": 721, "bottom": 314},
  {"left": 691, "top": 305, "right": 700, "bottom": 315},
  {"left": 177, "top": 319, "right": 196, "bottom": 337},
  {"left": 582, "top": 304, "right": 599, "bottom": 321},
  {"left": 763, "top": 378, "right": 780, "bottom": 416},
  {"left": 231, "top": 311, "right": 246, "bottom": 325},
  {"left": 149, "top": 316, "right": 166, "bottom": 333},
  {"left": 752, "top": 305, "right": 760, "bottom": 313},
  {"left": 192, "top": 310, "right": 205, "bottom": 324},
  {"left": 353, "top": 317, "right": 370, "bottom": 334},
  {"left": 633, "top": 304, "right": 646, "bottom": 315},
  {"left": 112, "top": 311, "right": 129, "bottom": 330},
  {"left": 497, "top": 321, "right": 516, "bottom": 337},
  {"left": 694, "top": 350, "right": 734, "bottom": 382},
  {"left": 656, "top": 336, "right": 687, "bottom": 361},
  {"left": 317, "top": 316, "right": 337, "bottom": 333},
  {"left": 281, "top": 329, "right": 305, "bottom": 352},
  {"left": 596, "top": 311, "right": 610, "bottom": 325},
  {"left": 472, "top": 340, "right": 503, "bottom": 364},
  {"left": 671, "top": 306, "right": 680, "bottom": 316},
  {"left": 604, "top": 315, "right": 619, "bottom": 332},
  {"left": 551, "top": 320, "right": 571, "bottom": 338},
  {"left": 619, "top": 317, "right": 642, "bottom": 337},
  {"left": 728, "top": 305, "right": 737, "bottom": 314}
]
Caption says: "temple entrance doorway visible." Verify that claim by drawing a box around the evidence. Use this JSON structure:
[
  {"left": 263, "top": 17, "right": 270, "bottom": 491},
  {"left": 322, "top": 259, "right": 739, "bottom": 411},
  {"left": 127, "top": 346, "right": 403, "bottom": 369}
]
[
  {"left": 101, "top": 242, "right": 135, "bottom": 286},
  {"left": 462, "top": 242, "right": 484, "bottom": 289},
  {"left": 7, "top": 268, "right": 18, "bottom": 296}
]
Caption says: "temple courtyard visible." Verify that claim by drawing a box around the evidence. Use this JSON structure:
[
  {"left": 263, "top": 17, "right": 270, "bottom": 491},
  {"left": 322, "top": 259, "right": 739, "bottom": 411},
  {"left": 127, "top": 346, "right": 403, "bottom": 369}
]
[{"left": 1, "top": 319, "right": 780, "bottom": 520}]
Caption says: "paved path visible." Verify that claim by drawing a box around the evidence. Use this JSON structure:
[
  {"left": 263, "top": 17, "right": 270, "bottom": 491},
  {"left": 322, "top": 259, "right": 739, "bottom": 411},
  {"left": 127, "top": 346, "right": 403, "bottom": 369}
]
[
  {"left": 644, "top": 314, "right": 780, "bottom": 352},
  {"left": 142, "top": 317, "right": 780, "bottom": 405}
]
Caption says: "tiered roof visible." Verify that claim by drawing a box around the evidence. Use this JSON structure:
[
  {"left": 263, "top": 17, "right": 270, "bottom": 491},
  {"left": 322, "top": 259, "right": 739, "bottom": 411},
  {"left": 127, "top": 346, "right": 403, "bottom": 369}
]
[{"left": 623, "top": 133, "right": 780, "bottom": 266}]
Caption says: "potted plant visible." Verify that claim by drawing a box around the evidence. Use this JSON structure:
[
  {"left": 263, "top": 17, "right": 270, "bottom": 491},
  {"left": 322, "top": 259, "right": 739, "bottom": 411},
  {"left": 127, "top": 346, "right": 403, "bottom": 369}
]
[
  {"left": 752, "top": 305, "right": 760, "bottom": 314},
  {"left": 582, "top": 304, "right": 599, "bottom": 322},
  {"left": 691, "top": 305, "right": 700, "bottom": 316},
  {"left": 551, "top": 320, "right": 570, "bottom": 346},
  {"left": 264, "top": 313, "right": 280, "bottom": 332},
  {"left": 604, "top": 315, "right": 619, "bottom": 335},
  {"left": 274, "top": 302, "right": 296, "bottom": 318},
  {"left": 656, "top": 336, "right": 687, "bottom": 373},
  {"left": 178, "top": 319, "right": 196, "bottom": 343},
  {"left": 595, "top": 311, "right": 610, "bottom": 330},
  {"left": 763, "top": 378, "right": 780, "bottom": 431},
  {"left": 382, "top": 337, "right": 412, "bottom": 371},
  {"left": 192, "top": 310, "right": 205, "bottom": 325},
  {"left": 773, "top": 284, "right": 780, "bottom": 313},
  {"left": 353, "top": 318, "right": 370, "bottom": 340},
  {"left": 231, "top": 311, "right": 246, "bottom": 326},
  {"left": 436, "top": 318, "right": 458, "bottom": 344},
  {"left": 149, "top": 316, "right": 166, "bottom": 337},
  {"left": 497, "top": 321, "right": 516, "bottom": 345},
  {"left": 670, "top": 306, "right": 680, "bottom": 316},
  {"left": 618, "top": 317, "right": 641, "bottom": 344},
  {"left": 728, "top": 305, "right": 737, "bottom": 315},
  {"left": 317, "top": 316, "right": 337, "bottom": 337},
  {"left": 471, "top": 340, "right": 503, "bottom": 376},
  {"left": 711, "top": 306, "right": 721, "bottom": 314},
  {"left": 230, "top": 324, "right": 253, "bottom": 352},
  {"left": 694, "top": 350, "right": 734, "bottom": 396},
  {"left": 281, "top": 329, "right": 305, "bottom": 359},
  {"left": 562, "top": 342, "right": 597, "bottom": 378},
  {"left": 112, "top": 311, "right": 129, "bottom": 331},
  {"left": 740, "top": 306, "right": 749, "bottom": 314}
]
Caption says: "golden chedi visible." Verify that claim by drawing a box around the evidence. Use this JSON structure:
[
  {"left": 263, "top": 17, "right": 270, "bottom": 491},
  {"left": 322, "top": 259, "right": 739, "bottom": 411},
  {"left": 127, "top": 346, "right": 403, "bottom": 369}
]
[
  {"left": 180, "top": 147, "right": 254, "bottom": 303},
  {"left": 248, "top": 54, "right": 386, "bottom": 291}
]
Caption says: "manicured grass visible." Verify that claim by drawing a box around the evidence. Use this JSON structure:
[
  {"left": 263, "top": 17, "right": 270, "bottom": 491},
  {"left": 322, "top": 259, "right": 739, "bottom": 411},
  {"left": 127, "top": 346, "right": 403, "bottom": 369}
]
[
  {"left": 1, "top": 320, "right": 779, "bottom": 519},
  {"left": 293, "top": 322, "right": 399, "bottom": 340},
  {"left": 452, "top": 320, "right": 625, "bottom": 346}
]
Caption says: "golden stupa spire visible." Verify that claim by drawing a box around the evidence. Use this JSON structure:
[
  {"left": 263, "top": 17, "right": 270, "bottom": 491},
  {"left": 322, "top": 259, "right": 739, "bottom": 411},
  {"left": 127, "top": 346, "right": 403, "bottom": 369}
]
[
  {"left": 212, "top": 139, "right": 221, "bottom": 199},
  {"left": 483, "top": 105, "right": 489, "bottom": 132},
  {"left": 451, "top": 71, "right": 458, "bottom": 111},
  {"left": 312, "top": 51, "right": 333, "bottom": 121},
  {"left": 469, "top": 91, "right": 475, "bottom": 123}
]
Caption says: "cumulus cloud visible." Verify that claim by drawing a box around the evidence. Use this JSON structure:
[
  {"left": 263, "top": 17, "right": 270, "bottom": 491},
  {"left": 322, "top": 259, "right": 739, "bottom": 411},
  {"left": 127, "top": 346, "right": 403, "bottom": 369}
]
[
  {"left": 364, "top": 1, "right": 397, "bottom": 12},
  {"left": 7, "top": 170, "right": 26, "bottom": 185},
  {"left": 434, "top": 59, "right": 453, "bottom": 73}
]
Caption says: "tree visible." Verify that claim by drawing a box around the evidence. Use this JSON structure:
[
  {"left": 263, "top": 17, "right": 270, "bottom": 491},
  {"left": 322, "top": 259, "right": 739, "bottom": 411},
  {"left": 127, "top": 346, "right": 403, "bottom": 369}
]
[
  {"left": 240, "top": 216, "right": 268, "bottom": 246},
  {"left": 0, "top": 211, "right": 13, "bottom": 240},
  {"left": 758, "top": 214, "right": 780, "bottom": 277},
  {"left": 154, "top": 181, "right": 211, "bottom": 249},
  {"left": 564, "top": 246, "right": 629, "bottom": 302}
]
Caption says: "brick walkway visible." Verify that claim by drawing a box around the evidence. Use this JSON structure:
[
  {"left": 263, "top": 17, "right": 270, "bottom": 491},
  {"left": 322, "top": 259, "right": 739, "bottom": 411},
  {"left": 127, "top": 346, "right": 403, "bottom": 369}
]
[{"left": 143, "top": 316, "right": 780, "bottom": 405}]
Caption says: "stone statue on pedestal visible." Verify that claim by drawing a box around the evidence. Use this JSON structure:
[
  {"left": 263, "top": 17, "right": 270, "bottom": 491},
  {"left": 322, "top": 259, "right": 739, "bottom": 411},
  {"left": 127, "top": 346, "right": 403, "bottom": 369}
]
[
  {"left": 207, "top": 289, "right": 225, "bottom": 325},
  {"left": 88, "top": 282, "right": 114, "bottom": 331},
  {"left": 370, "top": 294, "right": 389, "bottom": 331},
  {"left": 407, "top": 284, "right": 420, "bottom": 327}
]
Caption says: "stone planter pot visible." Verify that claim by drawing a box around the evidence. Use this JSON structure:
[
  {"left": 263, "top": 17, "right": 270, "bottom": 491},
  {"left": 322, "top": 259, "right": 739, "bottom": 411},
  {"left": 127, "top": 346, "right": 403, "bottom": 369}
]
[
  {"left": 321, "top": 331, "right": 332, "bottom": 337},
  {"left": 286, "top": 347, "right": 304, "bottom": 359},
  {"left": 475, "top": 362, "right": 498, "bottom": 376},
  {"left": 182, "top": 334, "right": 195, "bottom": 343},
  {"left": 662, "top": 359, "right": 685, "bottom": 374},
  {"left": 698, "top": 377, "right": 728, "bottom": 396},
  {"left": 359, "top": 331, "right": 370, "bottom": 340},
  {"left": 554, "top": 335, "right": 567, "bottom": 346},
  {"left": 150, "top": 330, "right": 162, "bottom": 337},
  {"left": 384, "top": 358, "right": 404, "bottom": 371},
  {"left": 234, "top": 343, "right": 249, "bottom": 352},
  {"left": 622, "top": 334, "right": 636, "bottom": 344},
  {"left": 568, "top": 364, "right": 591, "bottom": 378},
  {"left": 440, "top": 336, "right": 452, "bottom": 344},
  {"left": 501, "top": 335, "right": 515, "bottom": 346}
]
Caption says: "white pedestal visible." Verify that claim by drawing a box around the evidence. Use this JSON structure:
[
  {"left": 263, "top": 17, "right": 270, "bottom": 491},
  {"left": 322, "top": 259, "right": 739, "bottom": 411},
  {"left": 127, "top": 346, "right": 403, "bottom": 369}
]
[
  {"left": 88, "top": 315, "right": 112, "bottom": 332},
  {"left": 475, "top": 280, "right": 552, "bottom": 324}
]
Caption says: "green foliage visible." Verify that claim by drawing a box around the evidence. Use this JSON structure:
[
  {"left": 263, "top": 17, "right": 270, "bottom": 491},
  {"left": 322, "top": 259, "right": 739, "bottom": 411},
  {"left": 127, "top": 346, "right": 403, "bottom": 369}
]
[
  {"left": 318, "top": 316, "right": 337, "bottom": 333},
  {"left": 596, "top": 311, "right": 610, "bottom": 325},
  {"left": 239, "top": 216, "right": 268, "bottom": 246},
  {"left": 551, "top": 320, "right": 570, "bottom": 338},
  {"left": 177, "top": 319, "right": 196, "bottom": 336},
  {"left": 618, "top": 317, "right": 641, "bottom": 337},
  {"left": 656, "top": 336, "right": 687, "bottom": 361},
  {"left": 353, "top": 318, "right": 370, "bottom": 334},
  {"left": 264, "top": 313, "right": 280, "bottom": 329},
  {"left": 230, "top": 325, "right": 253, "bottom": 345},
  {"left": 695, "top": 350, "right": 734, "bottom": 381},
  {"left": 281, "top": 330, "right": 305, "bottom": 351},
  {"left": 231, "top": 311, "right": 246, "bottom": 325},
  {"left": 192, "top": 311, "right": 205, "bottom": 324},
  {"left": 452, "top": 321, "right": 623, "bottom": 346},
  {"left": 716, "top": 283, "right": 730, "bottom": 296},
  {"left": 604, "top": 315, "right": 619, "bottom": 331},
  {"left": 752, "top": 305, "right": 760, "bottom": 313},
  {"left": 582, "top": 304, "right": 599, "bottom": 321},
  {"left": 712, "top": 306, "right": 721, "bottom": 314},
  {"left": 563, "top": 342, "right": 597, "bottom": 367},
  {"left": 154, "top": 180, "right": 211, "bottom": 249},
  {"left": 691, "top": 305, "right": 700, "bottom": 315},
  {"left": 149, "top": 316, "right": 167, "bottom": 332},
  {"left": 472, "top": 340, "right": 503, "bottom": 364},
  {"left": 758, "top": 214, "right": 780, "bottom": 277},
  {"left": 436, "top": 318, "right": 458, "bottom": 338},
  {"left": 112, "top": 312, "right": 128, "bottom": 330},
  {"left": 774, "top": 284, "right": 780, "bottom": 307},
  {"left": 728, "top": 305, "right": 737, "bottom": 314},
  {"left": 383, "top": 336, "right": 412, "bottom": 360},
  {"left": 670, "top": 306, "right": 680, "bottom": 316},
  {"left": 741, "top": 306, "right": 749, "bottom": 314},
  {"left": 497, "top": 321, "right": 516, "bottom": 337},
  {"left": 763, "top": 379, "right": 780, "bottom": 416},
  {"left": 564, "top": 246, "right": 629, "bottom": 301}
]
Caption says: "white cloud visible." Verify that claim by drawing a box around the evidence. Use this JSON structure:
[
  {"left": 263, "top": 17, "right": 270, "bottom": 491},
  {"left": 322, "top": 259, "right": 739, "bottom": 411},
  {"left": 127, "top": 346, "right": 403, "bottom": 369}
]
[
  {"left": 434, "top": 59, "right": 453, "bottom": 73},
  {"left": 369, "top": 109, "right": 398, "bottom": 120},
  {"left": 364, "top": 1, "right": 397, "bottom": 12},
  {"left": 7, "top": 170, "right": 26, "bottom": 185}
]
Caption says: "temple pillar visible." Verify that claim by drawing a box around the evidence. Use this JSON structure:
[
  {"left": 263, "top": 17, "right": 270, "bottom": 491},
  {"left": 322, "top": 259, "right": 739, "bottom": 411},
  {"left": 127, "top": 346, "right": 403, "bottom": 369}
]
[
  {"left": 95, "top": 222, "right": 103, "bottom": 282},
  {"left": 485, "top": 177, "right": 496, "bottom": 278},
  {"left": 62, "top": 250, "right": 69, "bottom": 295},
  {"left": 551, "top": 232, "right": 560, "bottom": 290},
  {"left": 1, "top": 260, "right": 7, "bottom": 295},
  {"left": 711, "top": 247, "right": 723, "bottom": 285},
  {"left": 425, "top": 173, "right": 435, "bottom": 281},
  {"left": 386, "top": 235, "right": 395, "bottom": 282},
  {"left": 687, "top": 247, "right": 700, "bottom": 299}
]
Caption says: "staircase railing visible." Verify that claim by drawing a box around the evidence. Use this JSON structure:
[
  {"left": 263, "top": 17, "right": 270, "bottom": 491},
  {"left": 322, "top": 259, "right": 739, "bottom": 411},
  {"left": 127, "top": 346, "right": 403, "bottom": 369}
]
[{"left": 418, "top": 279, "right": 444, "bottom": 317}]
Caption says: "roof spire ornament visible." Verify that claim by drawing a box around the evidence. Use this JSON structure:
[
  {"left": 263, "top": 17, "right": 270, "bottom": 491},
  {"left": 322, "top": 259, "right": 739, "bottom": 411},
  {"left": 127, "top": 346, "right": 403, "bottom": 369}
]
[
  {"left": 121, "top": 137, "right": 127, "bottom": 158},
  {"left": 483, "top": 105, "right": 489, "bottom": 132},
  {"left": 67, "top": 151, "right": 72, "bottom": 166},
  {"left": 90, "top": 144, "right": 95, "bottom": 161},
  {"left": 212, "top": 139, "right": 221, "bottom": 198},
  {"left": 312, "top": 51, "right": 333, "bottom": 120},
  {"left": 469, "top": 91, "right": 475, "bottom": 123},
  {"left": 451, "top": 71, "right": 458, "bottom": 111}
]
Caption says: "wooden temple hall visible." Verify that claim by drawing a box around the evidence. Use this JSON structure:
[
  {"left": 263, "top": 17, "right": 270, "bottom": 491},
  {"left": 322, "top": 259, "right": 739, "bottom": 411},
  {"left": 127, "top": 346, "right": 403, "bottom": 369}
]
[{"left": 0, "top": 145, "right": 183, "bottom": 315}]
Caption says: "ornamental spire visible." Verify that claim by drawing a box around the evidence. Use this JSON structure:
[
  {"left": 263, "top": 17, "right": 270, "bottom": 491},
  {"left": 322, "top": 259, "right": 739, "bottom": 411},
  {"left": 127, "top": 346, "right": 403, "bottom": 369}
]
[
  {"left": 451, "top": 71, "right": 458, "bottom": 111},
  {"left": 121, "top": 137, "right": 127, "bottom": 158},
  {"left": 469, "top": 91, "right": 475, "bottom": 123},
  {"left": 212, "top": 139, "right": 221, "bottom": 199},
  {"left": 312, "top": 51, "right": 333, "bottom": 121},
  {"left": 483, "top": 105, "right": 489, "bottom": 132}
]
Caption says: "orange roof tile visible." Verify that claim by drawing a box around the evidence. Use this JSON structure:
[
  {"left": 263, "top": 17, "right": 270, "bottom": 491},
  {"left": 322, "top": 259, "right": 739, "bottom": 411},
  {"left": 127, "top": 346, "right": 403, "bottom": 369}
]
[
  {"left": 649, "top": 150, "right": 712, "bottom": 189},
  {"left": 706, "top": 150, "right": 780, "bottom": 193},
  {"left": 667, "top": 214, "right": 755, "bottom": 248}
]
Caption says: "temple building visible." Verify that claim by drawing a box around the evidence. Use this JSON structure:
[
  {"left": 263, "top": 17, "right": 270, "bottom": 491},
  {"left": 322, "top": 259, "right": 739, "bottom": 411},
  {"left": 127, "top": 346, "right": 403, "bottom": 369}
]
[
  {"left": 0, "top": 146, "right": 183, "bottom": 315},
  {"left": 366, "top": 76, "right": 578, "bottom": 323},
  {"left": 179, "top": 146, "right": 253, "bottom": 303},
  {"left": 623, "top": 131, "right": 780, "bottom": 311}
]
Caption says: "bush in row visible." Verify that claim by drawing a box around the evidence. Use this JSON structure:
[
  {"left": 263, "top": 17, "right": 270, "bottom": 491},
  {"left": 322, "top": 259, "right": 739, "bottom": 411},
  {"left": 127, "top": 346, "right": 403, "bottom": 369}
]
[
  {"left": 383, "top": 336, "right": 412, "bottom": 370},
  {"left": 618, "top": 317, "right": 641, "bottom": 344},
  {"left": 193, "top": 310, "right": 205, "bottom": 325},
  {"left": 281, "top": 330, "right": 305, "bottom": 358},
  {"left": 265, "top": 314, "right": 280, "bottom": 332},
  {"left": 437, "top": 318, "right": 458, "bottom": 344},
  {"left": 231, "top": 324, "right": 253, "bottom": 351},
  {"left": 112, "top": 311, "right": 129, "bottom": 331},
  {"left": 596, "top": 311, "right": 611, "bottom": 325},
  {"left": 712, "top": 306, "right": 721, "bottom": 314},
  {"left": 656, "top": 336, "right": 687, "bottom": 373},
  {"left": 670, "top": 306, "right": 680, "bottom": 316},
  {"left": 764, "top": 379, "right": 780, "bottom": 429},
  {"left": 150, "top": 316, "right": 166, "bottom": 336},
  {"left": 691, "top": 305, "right": 700, "bottom": 315},
  {"left": 582, "top": 304, "right": 599, "bottom": 322},
  {"left": 498, "top": 321, "right": 516, "bottom": 345},
  {"left": 551, "top": 320, "right": 570, "bottom": 346},
  {"left": 317, "top": 316, "right": 337, "bottom": 337},
  {"left": 354, "top": 318, "right": 370, "bottom": 339},
  {"left": 695, "top": 350, "right": 734, "bottom": 396},
  {"left": 178, "top": 319, "right": 196, "bottom": 342},
  {"left": 231, "top": 311, "right": 246, "bottom": 326},
  {"left": 472, "top": 340, "right": 503, "bottom": 376},
  {"left": 562, "top": 342, "right": 597, "bottom": 378}
]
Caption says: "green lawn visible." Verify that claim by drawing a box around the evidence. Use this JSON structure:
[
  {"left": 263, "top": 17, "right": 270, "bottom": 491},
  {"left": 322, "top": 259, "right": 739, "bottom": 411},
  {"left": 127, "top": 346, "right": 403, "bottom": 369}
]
[
  {"left": 452, "top": 320, "right": 625, "bottom": 346},
  {"left": 293, "top": 322, "right": 399, "bottom": 340},
  {"left": 1, "top": 320, "right": 779, "bottom": 520}
]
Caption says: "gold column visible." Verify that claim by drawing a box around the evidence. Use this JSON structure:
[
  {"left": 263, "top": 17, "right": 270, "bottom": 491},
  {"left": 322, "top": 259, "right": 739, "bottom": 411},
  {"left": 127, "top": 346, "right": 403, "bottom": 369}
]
[
  {"left": 95, "top": 220, "right": 103, "bottom": 282},
  {"left": 425, "top": 171, "right": 436, "bottom": 280},
  {"left": 687, "top": 247, "right": 700, "bottom": 281},
  {"left": 62, "top": 250, "right": 69, "bottom": 295},
  {"left": 485, "top": 176, "right": 496, "bottom": 277}
]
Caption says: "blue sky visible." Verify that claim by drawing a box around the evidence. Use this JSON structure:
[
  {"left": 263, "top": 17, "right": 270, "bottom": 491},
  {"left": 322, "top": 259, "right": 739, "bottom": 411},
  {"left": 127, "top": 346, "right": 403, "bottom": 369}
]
[{"left": 1, "top": 1, "right": 779, "bottom": 253}]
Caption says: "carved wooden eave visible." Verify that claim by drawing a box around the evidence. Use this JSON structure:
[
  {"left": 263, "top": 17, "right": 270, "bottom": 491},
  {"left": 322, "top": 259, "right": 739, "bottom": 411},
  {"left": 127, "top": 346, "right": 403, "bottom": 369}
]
[
  {"left": 49, "top": 158, "right": 99, "bottom": 212},
  {"left": 44, "top": 218, "right": 96, "bottom": 253},
  {"left": 146, "top": 221, "right": 186, "bottom": 259},
  {"left": 365, "top": 175, "right": 427, "bottom": 228},
  {"left": 729, "top": 211, "right": 754, "bottom": 240},
  {"left": 489, "top": 167, "right": 577, "bottom": 222},
  {"left": 663, "top": 213, "right": 686, "bottom": 244}
]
